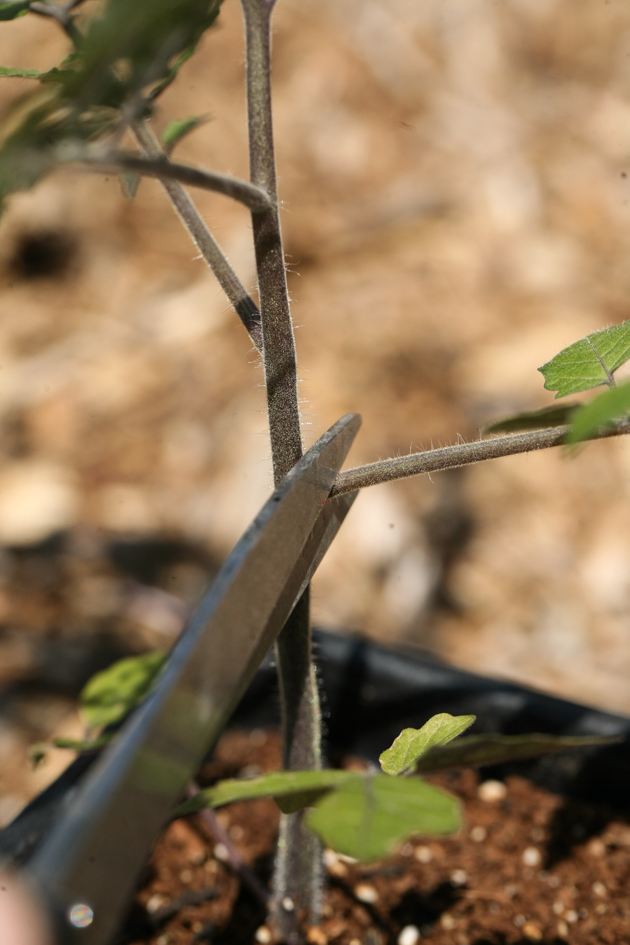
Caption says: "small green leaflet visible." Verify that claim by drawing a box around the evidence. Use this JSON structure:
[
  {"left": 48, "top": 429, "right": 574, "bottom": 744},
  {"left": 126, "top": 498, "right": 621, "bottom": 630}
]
[
  {"left": 379, "top": 713, "right": 476, "bottom": 776},
  {"left": 539, "top": 320, "right": 630, "bottom": 397},
  {"left": 161, "top": 115, "right": 207, "bottom": 154},
  {"left": 566, "top": 381, "right": 630, "bottom": 444},
  {"left": 0, "top": 66, "right": 42, "bottom": 78},
  {"left": 0, "top": 1, "right": 30, "bottom": 20},
  {"left": 414, "top": 732, "right": 621, "bottom": 773},
  {"left": 28, "top": 733, "right": 111, "bottom": 768},
  {"left": 177, "top": 769, "right": 460, "bottom": 861},
  {"left": 80, "top": 650, "right": 166, "bottom": 729}
]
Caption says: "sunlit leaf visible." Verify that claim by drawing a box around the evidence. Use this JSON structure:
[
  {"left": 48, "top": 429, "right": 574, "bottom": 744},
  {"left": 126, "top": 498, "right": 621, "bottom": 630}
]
[
  {"left": 0, "top": 1, "right": 30, "bottom": 20},
  {"left": 379, "top": 714, "right": 476, "bottom": 776},
  {"left": 161, "top": 115, "right": 207, "bottom": 154},
  {"left": 566, "top": 381, "right": 630, "bottom": 444},
  {"left": 80, "top": 650, "right": 166, "bottom": 729},
  {"left": 179, "top": 769, "right": 460, "bottom": 861},
  {"left": 484, "top": 404, "right": 578, "bottom": 434},
  {"left": 306, "top": 773, "right": 460, "bottom": 861},
  {"left": 415, "top": 732, "right": 621, "bottom": 773},
  {"left": 539, "top": 321, "right": 630, "bottom": 397}
]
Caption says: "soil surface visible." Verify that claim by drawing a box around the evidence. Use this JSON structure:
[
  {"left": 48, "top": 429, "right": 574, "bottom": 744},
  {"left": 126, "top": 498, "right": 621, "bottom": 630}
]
[{"left": 122, "top": 729, "right": 630, "bottom": 945}]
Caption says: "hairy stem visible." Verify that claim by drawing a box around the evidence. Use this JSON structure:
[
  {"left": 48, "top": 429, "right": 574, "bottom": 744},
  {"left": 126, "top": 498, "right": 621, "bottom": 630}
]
[
  {"left": 331, "top": 420, "right": 630, "bottom": 496},
  {"left": 241, "top": 0, "right": 302, "bottom": 475},
  {"left": 133, "top": 122, "right": 263, "bottom": 349},
  {"left": 240, "top": 0, "right": 322, "bottom": 934},
  {"left": 28, "top": 1, "right": 81, "bottom": 41},
  {"left": 187, "top": 782, "right": 269, "bottom": 907}
]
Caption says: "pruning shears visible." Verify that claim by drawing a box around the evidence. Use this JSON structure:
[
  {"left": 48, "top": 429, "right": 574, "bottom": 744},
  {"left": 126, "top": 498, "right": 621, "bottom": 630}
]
[{"left": 8, "top": 413, "right": 361, "bottom": 945}]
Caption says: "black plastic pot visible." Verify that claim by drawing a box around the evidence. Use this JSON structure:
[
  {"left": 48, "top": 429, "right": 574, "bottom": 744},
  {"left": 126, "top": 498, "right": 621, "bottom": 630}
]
[{"left": 2, "top": 629, "right": 629, "bottom": 871}]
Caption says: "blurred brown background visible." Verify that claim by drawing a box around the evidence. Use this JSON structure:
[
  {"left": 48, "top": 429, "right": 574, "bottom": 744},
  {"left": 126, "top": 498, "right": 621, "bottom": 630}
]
[{"left": 0, "top": 0, "right": 629, "bottom": 821}]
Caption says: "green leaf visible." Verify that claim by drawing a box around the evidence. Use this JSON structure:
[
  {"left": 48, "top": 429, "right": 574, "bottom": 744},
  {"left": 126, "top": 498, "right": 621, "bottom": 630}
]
[
  {"left": 566, "top": 381, "right": 630, "bottom": 444},
  {"left": 177, "top": 769, "right": 461, "bottom": 860},
  {"left": 0, "top": 90, "right": 120, "bottom": 205},
  {"left": 415, "top": 732, "right": 621, "bottom": 773},
  {"left": 80, "top": 650, "right": 167, "bottom": 729},
  {"left": 539, "top": 320, "right": 630, "bottom": 397},
  {"left": 0, "top": 66, "right": 42, "bottom": 79},
  {"left": 176, "top": 769, "right": 355, "bottom": 817},
  {"left": 379, "top": 714, "right": 476, "bottom": 776},
  {"left": 0, "top": 1, "right": 30, "bottom": 20},
  {"left": 484, "top": 403, "right": 579, "bottom": 435},
  {"left": 306, "top": 774, "right": 460, "bottom": 861},
  {"left": 161, "top": 115, "right": 206, "bottom": 154}
]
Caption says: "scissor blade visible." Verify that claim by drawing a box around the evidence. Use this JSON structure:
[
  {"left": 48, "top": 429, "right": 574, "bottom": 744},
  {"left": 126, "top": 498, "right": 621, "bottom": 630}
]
[{"left": 29, "top": 413, "right": 360, "bottom": 945}]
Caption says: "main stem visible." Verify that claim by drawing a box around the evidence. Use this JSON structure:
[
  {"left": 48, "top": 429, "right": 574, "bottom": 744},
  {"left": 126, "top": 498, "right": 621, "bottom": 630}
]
[{"left": 240, "top": 0, "right": 323, "bottom": 934}]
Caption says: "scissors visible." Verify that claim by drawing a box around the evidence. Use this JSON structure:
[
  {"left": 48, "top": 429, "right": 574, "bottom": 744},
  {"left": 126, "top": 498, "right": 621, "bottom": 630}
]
[{"left": 11, "top": 412, "right": 361, "bottom": 945}]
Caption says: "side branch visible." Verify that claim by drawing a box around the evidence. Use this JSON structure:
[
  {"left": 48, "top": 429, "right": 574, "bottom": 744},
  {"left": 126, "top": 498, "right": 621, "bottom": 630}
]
[
  {"left": 331, "top": 421, "right": 630, "bottom": 496},
  {"left": 76, "top": 149, "right": 273, "bottom": 212},
  {"left": 133, "top": 123, "right": 262, "bottom": 350}
]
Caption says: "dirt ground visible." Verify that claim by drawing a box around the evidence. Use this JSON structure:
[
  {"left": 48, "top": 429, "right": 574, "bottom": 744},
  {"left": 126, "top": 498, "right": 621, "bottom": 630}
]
[{"left": 0, "top": 0, "right": 629, "bottom": 821}]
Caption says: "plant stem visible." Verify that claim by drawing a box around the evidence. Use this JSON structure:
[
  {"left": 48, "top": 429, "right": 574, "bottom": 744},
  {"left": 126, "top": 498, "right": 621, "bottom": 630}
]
[
  {"left": 241, "top": 0, "right": 302, "bottom": 475},
  {"left": 240, "top": 0, "right": 322, "bottom": 934},
  {"left": 331, "top": 420, "right": 630, "bottom": 496},
  {"left": 76, "top": 147, "right": 273, "bottom": 212},
  {"left": 28, "top": 1, "right": 81, "bottom": 41},
  {"left": 133, "top": 121, "right": 263, "bottom": 350},
  {"left": 187, "top": 782, "right": 269, "bottom": 908}
]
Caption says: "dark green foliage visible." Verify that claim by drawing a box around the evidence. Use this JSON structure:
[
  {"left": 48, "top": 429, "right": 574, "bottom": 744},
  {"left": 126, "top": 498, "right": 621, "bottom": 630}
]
[
  {"left": 484, "top": 403, "right": 578, "bottom": 434},
  {"left": 0, "top": 0, "right": 222, "bottom": 204},
  {"left": 0, "top": 1, "right": 30, "bottom": 21},
  {"left": 57, "top": 0, "right": 222, "bottom": 109}
]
